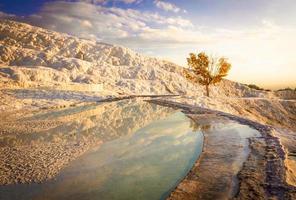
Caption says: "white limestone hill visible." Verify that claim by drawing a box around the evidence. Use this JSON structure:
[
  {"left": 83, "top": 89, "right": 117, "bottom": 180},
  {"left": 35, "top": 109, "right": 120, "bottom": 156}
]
[{"left": 0, "top": 19, "right": 269, "bottom": 97}]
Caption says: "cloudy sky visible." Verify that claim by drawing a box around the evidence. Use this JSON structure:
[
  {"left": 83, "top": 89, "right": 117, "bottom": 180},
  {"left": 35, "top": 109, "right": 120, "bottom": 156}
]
[{"left": 0, "top": 0, "right": 295, "bottom": 89}]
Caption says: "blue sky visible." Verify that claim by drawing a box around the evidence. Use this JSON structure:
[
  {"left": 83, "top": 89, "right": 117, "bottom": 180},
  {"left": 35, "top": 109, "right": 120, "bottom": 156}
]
[
  {"left": 0, "top": 0, "right": 295, "bottom": 89},
  {"left": 0, "top": 0, "right": 50, "bottom": 15}
]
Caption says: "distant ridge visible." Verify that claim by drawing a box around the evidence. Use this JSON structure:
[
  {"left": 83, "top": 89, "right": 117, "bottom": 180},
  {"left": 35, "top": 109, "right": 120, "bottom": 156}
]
[{"left": 0, "top": 19, "right": 265, "bottom": 97}]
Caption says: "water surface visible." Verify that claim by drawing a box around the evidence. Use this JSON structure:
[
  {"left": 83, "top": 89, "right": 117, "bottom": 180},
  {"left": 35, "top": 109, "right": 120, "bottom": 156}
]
[{"left": 0, "top": 100, "right": 204, "bottom": 200}]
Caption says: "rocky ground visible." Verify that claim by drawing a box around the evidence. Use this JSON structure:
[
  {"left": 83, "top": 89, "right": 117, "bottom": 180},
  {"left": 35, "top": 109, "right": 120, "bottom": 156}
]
[
  {"left": 148, "top": 99, "right": 296, "bottom": 200},
  {"left": 0, "top": 99, "right": 176, "bottom": 185},
  {"left": 0, "top": 19, "right": 295, "bottom": 199},
  {"left": 0, "top": 90, "right": 295, "bottom": 199}
]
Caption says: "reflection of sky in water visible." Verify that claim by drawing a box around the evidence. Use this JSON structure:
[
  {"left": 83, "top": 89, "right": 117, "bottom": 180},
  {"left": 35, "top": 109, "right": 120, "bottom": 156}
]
[
  {"left": 0, "top": 99, "right": 176, "bottom": 147},
  {"left": 0, "top": 99, "right": 262, "bottom": 200},
  {"left": 45, "top": 112, "right": 203, "bottom": 200},
  {"left": 0, "top": 104, "right": 203, "bottom": 200}
]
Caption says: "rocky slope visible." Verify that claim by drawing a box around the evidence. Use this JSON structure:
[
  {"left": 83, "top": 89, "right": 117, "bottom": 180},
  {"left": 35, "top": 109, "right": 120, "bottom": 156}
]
[
  {"left": 0, "top": 19, "right": 271, "bottom": 98},
  {"left": 0, "top": 19, "right": 295, "bottom": 200}
]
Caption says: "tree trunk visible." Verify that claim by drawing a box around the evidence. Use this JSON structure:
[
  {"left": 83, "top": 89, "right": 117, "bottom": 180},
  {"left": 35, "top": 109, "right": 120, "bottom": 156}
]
[{"left": 206, "top": 85, "right": 210, "bottom": 97}]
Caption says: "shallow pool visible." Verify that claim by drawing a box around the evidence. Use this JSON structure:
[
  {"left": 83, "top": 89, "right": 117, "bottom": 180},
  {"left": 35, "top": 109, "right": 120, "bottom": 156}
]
[{"left": 0, "top": 100, "right": 204, "bottom": 200}]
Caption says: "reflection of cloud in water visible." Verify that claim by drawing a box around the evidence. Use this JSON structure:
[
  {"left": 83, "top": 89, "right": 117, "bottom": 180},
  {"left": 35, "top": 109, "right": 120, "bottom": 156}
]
[
  {"left": 44, "top": 112, "right": 203, "bottom": 200},
  {"left": 0, "top": 99, "right": 177, "bottom": 147},
  {"left": 3, "top": 109, "right": 203, "bottom": 200}
]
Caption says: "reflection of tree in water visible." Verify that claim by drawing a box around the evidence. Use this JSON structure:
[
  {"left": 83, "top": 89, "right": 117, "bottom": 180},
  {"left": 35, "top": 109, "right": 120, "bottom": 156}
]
[{"left": 189, "top": 118, "right": 211, "bottom": 133}]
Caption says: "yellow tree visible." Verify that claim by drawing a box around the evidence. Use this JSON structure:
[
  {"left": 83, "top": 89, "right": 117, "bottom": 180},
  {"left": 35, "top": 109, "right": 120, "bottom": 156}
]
[{"left": 184, "top": 52, "right": 231, "bottom": 97}]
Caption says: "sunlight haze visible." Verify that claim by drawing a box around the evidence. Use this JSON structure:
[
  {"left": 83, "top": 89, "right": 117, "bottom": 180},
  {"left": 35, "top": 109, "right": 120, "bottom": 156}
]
[{"left": 1, "top": 0, "right": 295, "bottom": 89}]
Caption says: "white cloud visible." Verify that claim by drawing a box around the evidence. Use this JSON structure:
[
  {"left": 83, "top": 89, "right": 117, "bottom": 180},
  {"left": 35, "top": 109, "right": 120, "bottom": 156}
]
[
  {"left": 1, "top": 0, "right": 295, "bottom": 88},
  {"left": 0, "top": 11, "right": 16, "bottom": 18},
  {"left": 4, "top": 1, "right": 195, "bottom": 45},
  {"left": 80, "top": 0, "right": 141, "bottom": 4},
  {"left": 81, "top": 20, "right": 93, "bottom": 28},
  {"left": 1, "top": 1, "right": 292, "bottom": 48},
  {"left": 154, "top": 0, "right": 181, "bottom": 13}
]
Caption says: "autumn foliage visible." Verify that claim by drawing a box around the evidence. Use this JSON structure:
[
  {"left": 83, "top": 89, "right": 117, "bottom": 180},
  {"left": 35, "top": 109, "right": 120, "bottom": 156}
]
[{"left": 184, "top": 52, "right": 231, "bottom": 97}]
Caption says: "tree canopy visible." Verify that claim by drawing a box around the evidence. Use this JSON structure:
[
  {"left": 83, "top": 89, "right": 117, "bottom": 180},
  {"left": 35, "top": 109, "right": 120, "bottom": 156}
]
[{"left": 184, "top": 52, "right": 231, "bottom": 97}]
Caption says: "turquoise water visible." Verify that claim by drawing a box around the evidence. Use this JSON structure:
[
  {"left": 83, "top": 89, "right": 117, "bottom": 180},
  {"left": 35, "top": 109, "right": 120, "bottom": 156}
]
[{"left": 0, "top": 100, "right": 204, "bottom": 200}]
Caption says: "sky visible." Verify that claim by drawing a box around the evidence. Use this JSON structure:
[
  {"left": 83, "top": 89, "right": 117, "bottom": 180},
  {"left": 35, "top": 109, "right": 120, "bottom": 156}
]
[{"left": 0, "top": 0, "right": 295, "bottom": 89}]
